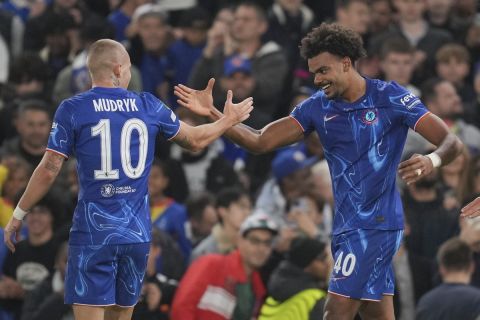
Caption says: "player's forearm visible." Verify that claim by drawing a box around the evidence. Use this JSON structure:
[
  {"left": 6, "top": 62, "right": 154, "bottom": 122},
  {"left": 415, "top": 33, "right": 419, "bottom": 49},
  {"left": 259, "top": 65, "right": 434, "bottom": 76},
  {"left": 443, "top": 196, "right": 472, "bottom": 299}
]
[
  {"left": 433, "top": 132, "right": 463, "bottom": 166},
  {"left": 189, "top": 116, "right": 236, "bottom": 151},
  {"left": 207, "top": 107, "right": 268, "bottom": 154},
  {"left": 16, "top": 152, "right": 62, "bottom": 212}
]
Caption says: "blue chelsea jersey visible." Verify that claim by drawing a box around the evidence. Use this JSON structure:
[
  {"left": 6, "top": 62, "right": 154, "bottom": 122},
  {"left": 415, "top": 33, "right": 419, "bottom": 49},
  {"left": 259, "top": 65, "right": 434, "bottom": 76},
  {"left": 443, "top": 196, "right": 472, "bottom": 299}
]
[
  {"left": 47, "top": 87, "right": 181, "bottom": 245},
  {"left": 291, "top": 79, "right": 429, "bottom": 235}
]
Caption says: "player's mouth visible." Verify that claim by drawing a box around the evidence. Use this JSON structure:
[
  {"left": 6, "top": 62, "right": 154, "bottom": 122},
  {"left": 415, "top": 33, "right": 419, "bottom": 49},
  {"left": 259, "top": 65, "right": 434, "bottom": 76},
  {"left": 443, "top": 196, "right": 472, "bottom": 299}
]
[{"left": 321, "top": 82, "right": 332, "bottom": 91}]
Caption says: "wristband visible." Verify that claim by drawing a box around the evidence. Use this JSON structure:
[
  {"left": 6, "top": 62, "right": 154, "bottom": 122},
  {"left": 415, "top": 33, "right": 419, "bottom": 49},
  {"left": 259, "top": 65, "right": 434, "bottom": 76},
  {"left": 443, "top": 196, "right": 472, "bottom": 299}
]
[
  {"left": 426, "top": 152, "right": 442, "bottom": 168},
  {"left": 12, "top": 207, "right": 28, "bottom": 220}
]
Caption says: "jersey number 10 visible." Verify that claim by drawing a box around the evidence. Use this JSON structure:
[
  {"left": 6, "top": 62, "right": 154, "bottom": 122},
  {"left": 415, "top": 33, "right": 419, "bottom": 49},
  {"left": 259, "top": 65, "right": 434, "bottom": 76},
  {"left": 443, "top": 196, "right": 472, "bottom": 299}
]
[{"left": 91, "top": 118, "right": 148, "bottom": 180}]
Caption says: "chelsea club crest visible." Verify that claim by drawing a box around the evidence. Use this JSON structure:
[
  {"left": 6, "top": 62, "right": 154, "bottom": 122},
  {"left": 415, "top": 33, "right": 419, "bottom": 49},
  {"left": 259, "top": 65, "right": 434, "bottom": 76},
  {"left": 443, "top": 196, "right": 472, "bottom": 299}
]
[{"left": 362, "top": 109, "right": 378, "bottom": 125}]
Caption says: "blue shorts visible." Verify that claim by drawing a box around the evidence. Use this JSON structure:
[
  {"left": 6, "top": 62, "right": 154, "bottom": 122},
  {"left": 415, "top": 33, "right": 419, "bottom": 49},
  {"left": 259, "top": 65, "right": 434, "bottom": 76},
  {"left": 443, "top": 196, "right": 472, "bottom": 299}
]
[
  {"left": 64, "top": 242, "right": 150, "bottom": 307},
  {"left": 328, "top": 229, "right": 403, "bottom": 301}
]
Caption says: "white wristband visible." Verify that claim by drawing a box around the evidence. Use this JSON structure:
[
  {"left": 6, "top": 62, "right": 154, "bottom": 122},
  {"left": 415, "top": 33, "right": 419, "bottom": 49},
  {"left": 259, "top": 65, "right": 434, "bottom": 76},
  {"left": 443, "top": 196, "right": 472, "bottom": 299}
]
[
  {"left": 12, "top": 207, "right": 28, "bottom": 220},
  {"left": 426, "top": 152, "right": 442, "bottom": 168}
]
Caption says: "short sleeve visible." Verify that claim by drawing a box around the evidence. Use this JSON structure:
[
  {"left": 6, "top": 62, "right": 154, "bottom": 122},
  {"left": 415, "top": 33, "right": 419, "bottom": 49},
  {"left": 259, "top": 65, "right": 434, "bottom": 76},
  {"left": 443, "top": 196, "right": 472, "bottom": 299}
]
[
  {"left": 147, "top": 94, "right": 181, "bottom": 140},
  {"left": 389, "top": 82, "right": 430, "bottom": 130},
  {"left": 289, "top": 96, "right": 316, "bottom": 135},
  {"left": 47, "top": 101, "right": 75, "bottom": 159}
]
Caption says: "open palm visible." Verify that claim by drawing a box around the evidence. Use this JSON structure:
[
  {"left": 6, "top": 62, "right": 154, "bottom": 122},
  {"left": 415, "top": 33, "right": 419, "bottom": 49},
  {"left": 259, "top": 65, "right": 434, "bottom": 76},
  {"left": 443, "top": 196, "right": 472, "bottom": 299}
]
[{"left": 174, "top": 78, "right": 215, "bottom": 117}]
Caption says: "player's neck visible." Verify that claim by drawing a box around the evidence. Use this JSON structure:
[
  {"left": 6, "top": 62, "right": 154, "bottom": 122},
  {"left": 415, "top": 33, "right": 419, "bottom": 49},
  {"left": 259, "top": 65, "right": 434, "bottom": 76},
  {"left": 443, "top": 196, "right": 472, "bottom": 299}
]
[{"left": 342, "top": 73, "right": 366, "bottom": 103}]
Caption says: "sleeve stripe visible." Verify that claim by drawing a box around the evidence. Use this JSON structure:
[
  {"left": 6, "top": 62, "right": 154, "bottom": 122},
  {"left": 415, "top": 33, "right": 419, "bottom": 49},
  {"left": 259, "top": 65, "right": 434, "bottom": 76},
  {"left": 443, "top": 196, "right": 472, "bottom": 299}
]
[
  {"left": 289, "top": 115, "right": 305, "bottom": 132},
  {"left": 45, "top": 148, "right": 69, "bottom": 159},
  {"left": 167, "top": 125, "right": 181, "bottom": 141},
  {"left": 413, "top": 111, "right": 431, "bottom": 131}
]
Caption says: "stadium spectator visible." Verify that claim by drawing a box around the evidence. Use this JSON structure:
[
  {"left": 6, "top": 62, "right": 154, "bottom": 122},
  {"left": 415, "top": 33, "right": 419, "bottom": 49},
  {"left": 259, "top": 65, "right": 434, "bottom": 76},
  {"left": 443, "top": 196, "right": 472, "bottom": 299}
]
[
  {"left": 185, "top": 192, "right": 218, "bottom": 247},
  {"left": 20, "top": 242, "right": 72, "bottom": 320},
  {"left": 369, "top": 0, "right": 394, "bottom": 34},
  {"left": 108, "top": 0, "right": 150, "bottom": 45},
  {"left": 335, "top": 0, "right": 371, "bottom": 38},
  {"left": 191, "top": 187, "right": 251, "bottom": 261},
  {"left": 149, "top": 158, "right": 191, "bottom": 260},
  {"left": 171, "top": 214, "right": 278, "bottom": 320},
  {"left": 259, "top": 237, "right": 331, "bottom": 320},
  {"left": 189, "top": 1, "right": 288, "bottom": 129},
  {"left": 415, "top": 237, "right": 480, "bottom": 320}
]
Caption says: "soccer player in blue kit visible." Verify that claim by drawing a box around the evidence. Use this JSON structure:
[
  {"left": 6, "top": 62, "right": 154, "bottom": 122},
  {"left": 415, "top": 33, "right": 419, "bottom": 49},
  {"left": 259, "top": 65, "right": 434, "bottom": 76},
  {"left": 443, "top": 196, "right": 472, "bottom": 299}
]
[
  {"left": 174, "top": 23, "right": 464, "bottom": 319},
  {"left": 3, "top": 39, "right": 253, "bottom": 320}
]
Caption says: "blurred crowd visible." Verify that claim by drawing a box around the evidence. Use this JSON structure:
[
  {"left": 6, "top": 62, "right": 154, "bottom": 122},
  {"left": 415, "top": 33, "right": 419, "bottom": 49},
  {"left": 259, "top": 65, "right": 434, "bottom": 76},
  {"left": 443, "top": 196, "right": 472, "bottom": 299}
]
[{"left": 1, "top": 0, "right": 480, "bottom": 319}]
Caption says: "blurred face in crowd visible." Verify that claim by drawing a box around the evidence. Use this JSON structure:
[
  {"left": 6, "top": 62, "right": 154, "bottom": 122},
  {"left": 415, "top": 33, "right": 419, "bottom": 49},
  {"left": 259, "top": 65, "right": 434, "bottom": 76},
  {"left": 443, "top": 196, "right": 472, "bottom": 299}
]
[
  {"left": 370, "top": 0, "right": 393, "bottom": 31},
  {"left": 192, "top": 204, "right": 218, "bottom": 238},
  {"left": 183, "top": 27, "right": 208, "bottom": 46},
  {"left": 282, "top": 166, "right": 315, "bottom": 200},
  {"left": 239, "top": 229, "right": 274, "bottom": 269},
  {"left": 426, "top": 0, "right": 453, "bottom": 18},
  {"left": 429, "top": 81, "right": 463, "bottom": 118},
  {"left": 436, "top": 58, "right": 470, "bottom": 85},
  {"left": 232, "top": 5, "right": 267, "bottom": 42},
  {"left": 222, "top": 72, "right": 255, "bottom": 100},
  {"left": 336, "top": 1, "right": 370, "bottom": 35},
  {"left": 16, "top": 109, "right": 51, "bottom": 150},
  {"left": 3, "top": 166, "right": 30, "bottom": 201},
  {"left": 381, "top": 51, "right": 415, "bottom": 85},
  {"left": 26, "top": 206, "right": 53, "bottom": 238},
  {"left": 46, "top": 31, "right": 70, "bottom": 57},
  {"left": 219, "top": 195, "right": 251, "bottom": 232},
  {"left": 148, "top": 164, "right": 168, "bottom": 197},
  {"left": 138, "top": 15, "right": 169, "bottom": 53},
  {"left": 306, "top": 248, "right": 333, "bottom": 281},
  {"left": 394, "top": 0, "right": 426, "bottom": 22},
  {"left": 277, "top": 0, "right": 303, "bottom": 13},
  {"left": 55, "top": 0, "right": 77, "bottom": 10}
]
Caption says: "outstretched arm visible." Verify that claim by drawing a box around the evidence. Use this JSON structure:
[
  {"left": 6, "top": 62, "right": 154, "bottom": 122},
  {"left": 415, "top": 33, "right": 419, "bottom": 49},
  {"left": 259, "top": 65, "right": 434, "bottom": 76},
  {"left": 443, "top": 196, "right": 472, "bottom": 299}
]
[
  {"left": 174, "top": 79, "right": 304, "bottom": 154},
  {"left": 171, "top": 90, "right": 253, "bottom": 152},
  {"left": 398, "top": 113, "right": 463, "bottom": 185},
  {"left": 4, "top": 150, "right": 65, "bottom": 252}
]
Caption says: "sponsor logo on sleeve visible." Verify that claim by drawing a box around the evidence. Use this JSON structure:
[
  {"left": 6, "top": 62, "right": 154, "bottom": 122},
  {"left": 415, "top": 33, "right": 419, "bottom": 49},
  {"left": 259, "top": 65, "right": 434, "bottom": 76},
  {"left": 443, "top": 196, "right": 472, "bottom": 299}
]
[{"left": 399, "top": 93, "right": 421, "bottom": 110}]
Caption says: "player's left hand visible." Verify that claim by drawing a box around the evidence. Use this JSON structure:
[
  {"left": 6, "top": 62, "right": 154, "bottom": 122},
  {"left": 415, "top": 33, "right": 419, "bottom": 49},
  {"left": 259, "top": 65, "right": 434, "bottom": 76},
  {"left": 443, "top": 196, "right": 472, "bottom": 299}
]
[
  {"left": 461, "top": 197, "right": 480, "bottom": 218},
  {"left": 4, "top": 217, "right": 23, "bottom": 253},
  {"left": 398, "top": 153, "right": 434, "bottom": 185}
]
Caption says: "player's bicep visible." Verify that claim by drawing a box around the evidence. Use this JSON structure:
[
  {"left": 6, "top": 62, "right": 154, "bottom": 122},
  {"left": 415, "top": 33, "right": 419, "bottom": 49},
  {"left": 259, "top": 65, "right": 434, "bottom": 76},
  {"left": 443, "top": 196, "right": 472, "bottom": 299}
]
[
  {"left": 170, "top": 121, "right": 196, "bottom": 150},
  {"left": 414, "top": 113, "right": 450, "bottom": 147},
  {"left": 259, "top": 117, "right": 305, "bottom": 151}
]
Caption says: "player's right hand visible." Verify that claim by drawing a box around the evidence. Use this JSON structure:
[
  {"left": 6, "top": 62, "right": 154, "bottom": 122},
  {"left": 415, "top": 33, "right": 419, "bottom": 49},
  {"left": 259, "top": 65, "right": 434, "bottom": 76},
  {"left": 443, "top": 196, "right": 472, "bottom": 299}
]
[
  {"left": 4, "top": 217, "right": 22, "bottom": 253},
  {"left": 174, "top": 78, "right": 215, "bottom": 117},
  {"left": 461, "top": 197, "right": 480, "bottom": 219},
  {"left": 223, "top": 90, "right": 253, "bottom": 125}
]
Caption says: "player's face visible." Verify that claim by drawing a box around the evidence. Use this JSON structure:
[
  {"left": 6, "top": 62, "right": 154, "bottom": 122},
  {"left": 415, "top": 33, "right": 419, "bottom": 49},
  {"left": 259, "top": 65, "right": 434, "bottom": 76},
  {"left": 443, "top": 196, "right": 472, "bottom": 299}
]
[{"left": 309, "top": 52, "right": 348, "bottom": 100}]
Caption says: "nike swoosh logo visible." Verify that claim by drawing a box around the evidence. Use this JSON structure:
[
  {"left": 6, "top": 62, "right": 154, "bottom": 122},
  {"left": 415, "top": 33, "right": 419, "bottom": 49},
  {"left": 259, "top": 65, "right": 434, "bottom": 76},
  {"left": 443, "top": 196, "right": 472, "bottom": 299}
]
[{"left": 324, "top": 114, "right": 339, "bottom": 122}]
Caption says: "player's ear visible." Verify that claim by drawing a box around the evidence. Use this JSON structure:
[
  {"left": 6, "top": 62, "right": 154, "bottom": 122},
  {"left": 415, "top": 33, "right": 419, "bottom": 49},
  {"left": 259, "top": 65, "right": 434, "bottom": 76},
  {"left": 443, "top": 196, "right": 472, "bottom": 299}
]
[
  {"left": 113, "top": 63, "right": 122, "bottom": 77},
  {"left": 342, "top": 57, "right": 351, "bottom": 72}
]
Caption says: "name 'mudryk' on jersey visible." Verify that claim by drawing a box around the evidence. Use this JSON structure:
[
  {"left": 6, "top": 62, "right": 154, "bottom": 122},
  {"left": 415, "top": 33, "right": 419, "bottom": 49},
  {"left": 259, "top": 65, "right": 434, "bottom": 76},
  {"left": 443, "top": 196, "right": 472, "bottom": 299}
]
[
  {"left": 47, "top": 87, "right": 180, "bottom": 246},
  {"left": 290, "top": 78, "right": 429, "bottom": 235}
]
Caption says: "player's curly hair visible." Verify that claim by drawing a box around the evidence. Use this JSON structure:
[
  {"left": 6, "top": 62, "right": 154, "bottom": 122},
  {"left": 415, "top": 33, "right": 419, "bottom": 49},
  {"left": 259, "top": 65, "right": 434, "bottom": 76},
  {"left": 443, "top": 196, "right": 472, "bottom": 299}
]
[{"left": 300, "top": 23, "right": 366, "bottom": 63}]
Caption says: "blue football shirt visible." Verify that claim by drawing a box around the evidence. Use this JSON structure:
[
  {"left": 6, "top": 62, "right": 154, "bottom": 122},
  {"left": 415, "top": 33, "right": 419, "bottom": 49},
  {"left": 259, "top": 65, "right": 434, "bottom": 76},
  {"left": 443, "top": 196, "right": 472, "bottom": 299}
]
[
  {"left": 47, "top": 87, "right": 180, "bottom": 245},
  {"left": 291, "top": 79, "right": 429, "bottom": 235}
]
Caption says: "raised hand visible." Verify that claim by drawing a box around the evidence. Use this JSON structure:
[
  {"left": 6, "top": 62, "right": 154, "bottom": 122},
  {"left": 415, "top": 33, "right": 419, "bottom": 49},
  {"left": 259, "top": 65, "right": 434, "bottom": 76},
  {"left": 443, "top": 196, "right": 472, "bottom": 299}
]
[
  {"left": 461, "top": 197, "right": 480, "bottom": 219},
  {"left": 174, "top": 78, "right": 215, "bottom": 117},
  {"left": 223, "top": 90, "right": 253, "bottom": 125}
]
